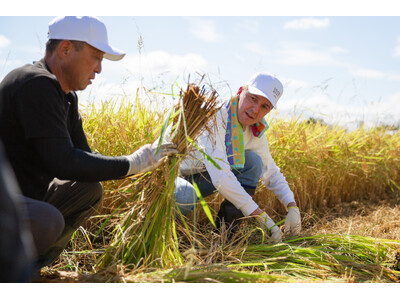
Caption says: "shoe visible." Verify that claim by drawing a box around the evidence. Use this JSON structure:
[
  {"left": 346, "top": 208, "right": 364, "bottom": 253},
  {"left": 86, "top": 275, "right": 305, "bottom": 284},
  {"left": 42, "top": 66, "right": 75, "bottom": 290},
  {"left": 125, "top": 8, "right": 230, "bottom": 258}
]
[{"left": 215, "top": 200, "right": 244, "bottom": 239}]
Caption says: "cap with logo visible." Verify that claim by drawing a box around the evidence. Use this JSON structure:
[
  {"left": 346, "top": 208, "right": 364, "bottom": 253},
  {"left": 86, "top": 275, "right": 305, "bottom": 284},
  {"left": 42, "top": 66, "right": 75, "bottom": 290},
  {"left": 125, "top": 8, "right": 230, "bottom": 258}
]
[
  {"left": 48, "top": 16, "right": 125, "bottom": 61},
  {"left": 246, "top": 72, "right": 283, "bottom": 109}
]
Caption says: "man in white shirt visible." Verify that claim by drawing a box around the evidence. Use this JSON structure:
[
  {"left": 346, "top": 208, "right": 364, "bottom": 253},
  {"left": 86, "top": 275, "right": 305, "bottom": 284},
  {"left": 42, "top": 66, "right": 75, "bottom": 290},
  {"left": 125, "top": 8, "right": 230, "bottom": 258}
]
[{"left": 174, "top": 72, "right": 301, "bottom": 242}]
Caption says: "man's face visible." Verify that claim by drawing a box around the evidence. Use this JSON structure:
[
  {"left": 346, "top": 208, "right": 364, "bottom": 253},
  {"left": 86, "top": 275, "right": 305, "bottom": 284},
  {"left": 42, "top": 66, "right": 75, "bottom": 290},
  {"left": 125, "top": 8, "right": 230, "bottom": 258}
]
[
  {"left": 237, "top": 89, "right": 273, "bottom": 126},
  {"left": 63, "top": 42, "right": 103, "bottom": 92}
]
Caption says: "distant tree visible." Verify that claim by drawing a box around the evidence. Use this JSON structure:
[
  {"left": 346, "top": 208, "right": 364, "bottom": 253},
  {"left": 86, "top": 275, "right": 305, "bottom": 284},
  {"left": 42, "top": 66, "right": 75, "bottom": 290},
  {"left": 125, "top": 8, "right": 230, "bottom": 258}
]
[{"left": 306, "top": 117, "right": 326, "bottom": 126}]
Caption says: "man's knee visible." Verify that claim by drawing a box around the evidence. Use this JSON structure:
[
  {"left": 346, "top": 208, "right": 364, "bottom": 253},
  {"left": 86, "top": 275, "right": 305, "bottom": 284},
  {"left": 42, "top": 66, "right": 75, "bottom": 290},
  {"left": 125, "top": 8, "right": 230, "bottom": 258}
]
[
  {"left": 84, "top": 181, "right": 103, "bottom": 207},
  {"left": 45, "top": 180, "right": 103, "bottom": 228},
  {"left": 57, "top": 180, "right": 103, "bottom": 207},
  {"left": 174, "top": 177, "right": 197, "bottom": 216},
  {"left": 24, "top": 199, "right": 65, "bottom": 256},
  {"left": 37, "top": 204, "right": 65, "bottom": 255},
  {"left": 73, "top": 181, "right": 104, "bottom": 218},
  {"left": 243, "top": 150, "right": 263, "bottom": 178},
  {"left": 245, "top": 150, "right": 263, "bottom": 169}
]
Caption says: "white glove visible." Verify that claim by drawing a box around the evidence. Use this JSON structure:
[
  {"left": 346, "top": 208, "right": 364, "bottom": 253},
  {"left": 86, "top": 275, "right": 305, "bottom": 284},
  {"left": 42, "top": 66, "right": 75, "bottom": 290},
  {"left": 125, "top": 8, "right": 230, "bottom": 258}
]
[
  {"left": 284, "top": 206, "right": 301, "bottom": 236},
  {"left": 256, "top": 212, "right": 283, "bottom": 243},
  {"left": 125, "top": 142, "right": 178, "bottom": 175}
]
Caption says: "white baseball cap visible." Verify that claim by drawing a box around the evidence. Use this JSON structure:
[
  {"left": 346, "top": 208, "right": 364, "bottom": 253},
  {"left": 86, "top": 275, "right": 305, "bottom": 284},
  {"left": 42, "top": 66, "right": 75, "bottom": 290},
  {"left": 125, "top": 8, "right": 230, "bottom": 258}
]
[
  {"left": 246, "top": 72, "right": 284, "bottom": 109},
  {"left": 48, "top": 16, "right": 125, "bottom": 61}
]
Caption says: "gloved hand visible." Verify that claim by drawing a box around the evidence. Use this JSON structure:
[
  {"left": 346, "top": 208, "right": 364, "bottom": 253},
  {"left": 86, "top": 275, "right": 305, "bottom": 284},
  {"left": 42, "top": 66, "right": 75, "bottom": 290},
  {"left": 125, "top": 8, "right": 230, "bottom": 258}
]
[
  {"left": 284, "top": 206, "right": 301, "bottom": 236},
  {"left": 125, "top": 142, "right": 178, "bottom": 175},
  {"left": 256, "top": 212, "right": 283, "bottom": 243}
]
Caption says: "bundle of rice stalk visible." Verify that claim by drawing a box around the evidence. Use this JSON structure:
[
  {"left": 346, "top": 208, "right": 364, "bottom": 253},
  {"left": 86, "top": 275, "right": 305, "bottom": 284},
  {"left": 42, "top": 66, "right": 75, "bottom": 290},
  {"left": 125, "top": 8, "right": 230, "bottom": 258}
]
[{"left": 98, "top": 81, "right": 220, "bottom": 270}]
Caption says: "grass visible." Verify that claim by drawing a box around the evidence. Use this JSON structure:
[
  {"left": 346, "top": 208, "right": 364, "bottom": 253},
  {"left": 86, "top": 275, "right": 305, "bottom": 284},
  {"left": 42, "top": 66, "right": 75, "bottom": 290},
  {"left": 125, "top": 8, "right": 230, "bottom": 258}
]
[{"left": 38, "top": 84, "right": 400, "bottom": 283}]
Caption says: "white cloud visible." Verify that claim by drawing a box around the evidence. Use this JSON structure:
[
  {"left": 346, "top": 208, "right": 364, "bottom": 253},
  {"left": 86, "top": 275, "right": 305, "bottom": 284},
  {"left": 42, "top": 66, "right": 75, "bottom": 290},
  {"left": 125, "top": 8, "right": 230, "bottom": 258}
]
[
  {"left": 0, "top": 34, "right": 10, "bottom": 48},
  {"left": 329, "top": 46, "right": 349, "bottom": 54},
  {"left": 280, "top": 90, "right": 400, "bottom": 130},
  {"left": 393, "top": 45, "right": 400, "bottom": 57},
  {"left": 393, "top": 35, "right": 400, "bottom": 57},
  {"left": 349, "top": 67, "right": 400, "bottom": 81},
  {"left": 387, "top": 73, "right": 400, "bottom": 81},
  {"left": 281, "top": 48, "right": 331, "bottom": 65},
  {"left": 283, "top": 17, "right": 330, "bottom": 30},
  {"left": 278, "top": 93, "right": 334, "bottom": 117},
  {"left": 233, "top": 53, "right": 246, "bottom": 63},
  {"left": 124, "top": 50, "right": 208, "bottom": 76},
  {"left": 386, "top": 92, "right": 400, "bottom": 115},
  {"left": 188, "top": 18, "right": 220, "bottom": 43},
  {"left": 278, "top": 42, "right": 343, "bottom": 66},
  {"left": 393, "top": 36, "right": 400, "bottom": 57},
  {"left": 283, "top": 78, "right": 309, "bottom": 90},
  {"left": 77, "top": 50, "right": 209, "bottom": 103},
  {"left": 246, "top": 42, "right": 269, "bottom": 55},
  {"left": 77, "top": 76, "right": 178, "bottom": 114},
  {"left": 349, "top": 67, "right": 385, "bottom": 79},
  {"left": 78, "top": 77, "right": 134, "bottom": 103},
  {"left": 237, "top": 19, "right": 260, "bottom": 34}
]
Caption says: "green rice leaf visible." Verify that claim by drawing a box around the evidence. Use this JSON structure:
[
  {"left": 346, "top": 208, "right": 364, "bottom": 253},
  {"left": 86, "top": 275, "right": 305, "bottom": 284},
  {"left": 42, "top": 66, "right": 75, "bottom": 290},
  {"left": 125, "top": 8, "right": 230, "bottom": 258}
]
[
  {"left": 192, "top": 181, "right": 216, "bottom": 228},
  {"left": 186, "top": 136, "right": 221, "bottom": 170},
  {"left": 156, "top": 108, "right": 174, "bottom": 153}
]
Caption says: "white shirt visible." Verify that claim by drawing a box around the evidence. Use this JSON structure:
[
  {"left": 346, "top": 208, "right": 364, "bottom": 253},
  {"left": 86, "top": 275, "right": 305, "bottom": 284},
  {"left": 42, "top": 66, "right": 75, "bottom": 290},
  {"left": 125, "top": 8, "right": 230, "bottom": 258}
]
[{"left": 180, "top": 101, "right": 295, "bottom": 216}]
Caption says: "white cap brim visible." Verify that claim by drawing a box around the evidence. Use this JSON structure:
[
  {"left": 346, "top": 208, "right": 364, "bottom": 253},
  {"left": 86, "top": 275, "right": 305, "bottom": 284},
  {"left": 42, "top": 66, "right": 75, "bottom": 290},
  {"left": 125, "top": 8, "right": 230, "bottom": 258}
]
[
  {"left": 247, "top": 85, "right": 277, "bottom": 109},
  {"left": 89, "top": 42, "right": 125, "bottom": 61}
]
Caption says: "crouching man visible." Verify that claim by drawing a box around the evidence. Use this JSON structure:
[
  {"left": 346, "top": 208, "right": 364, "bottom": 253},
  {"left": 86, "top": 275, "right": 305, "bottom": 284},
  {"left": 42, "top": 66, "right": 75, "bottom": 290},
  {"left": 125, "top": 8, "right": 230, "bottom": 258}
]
[
  {"left": 0, "top": 16, "right": 177, "bottom": 279},
  {"left": 174, "top": 72, "right": 301, "bottom": 242}
]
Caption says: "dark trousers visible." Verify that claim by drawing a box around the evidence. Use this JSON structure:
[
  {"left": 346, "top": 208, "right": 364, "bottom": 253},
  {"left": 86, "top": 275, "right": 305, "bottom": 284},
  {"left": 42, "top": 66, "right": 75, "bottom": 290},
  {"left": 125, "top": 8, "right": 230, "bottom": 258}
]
[{"left": 22, "top": 178, "right": 103, "bottom": 270}]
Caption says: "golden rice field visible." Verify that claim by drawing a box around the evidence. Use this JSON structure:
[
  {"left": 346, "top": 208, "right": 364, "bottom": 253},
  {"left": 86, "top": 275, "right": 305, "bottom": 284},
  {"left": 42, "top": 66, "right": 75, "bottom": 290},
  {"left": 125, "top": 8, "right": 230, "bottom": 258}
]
[{"left": 38, "top": 86, "right": 400, "bottom": 283}]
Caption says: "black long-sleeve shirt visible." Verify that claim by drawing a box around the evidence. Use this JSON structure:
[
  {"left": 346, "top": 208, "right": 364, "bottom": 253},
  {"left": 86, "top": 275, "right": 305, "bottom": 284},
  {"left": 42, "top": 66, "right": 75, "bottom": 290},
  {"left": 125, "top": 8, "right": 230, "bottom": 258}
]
[{"left": 0, "top": 59, "right": 129, "bottom": 200}]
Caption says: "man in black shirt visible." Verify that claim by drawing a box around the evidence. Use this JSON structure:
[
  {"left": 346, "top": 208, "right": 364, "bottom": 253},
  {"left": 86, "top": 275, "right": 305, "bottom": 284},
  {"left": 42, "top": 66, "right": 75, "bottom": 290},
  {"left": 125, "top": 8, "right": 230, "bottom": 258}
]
[{"left": 0, "top": 16, "right": 177, "bottom": 278}]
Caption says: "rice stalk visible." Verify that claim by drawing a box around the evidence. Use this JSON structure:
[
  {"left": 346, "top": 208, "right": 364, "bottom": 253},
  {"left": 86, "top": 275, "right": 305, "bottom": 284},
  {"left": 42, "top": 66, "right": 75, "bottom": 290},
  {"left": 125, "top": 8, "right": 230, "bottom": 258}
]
[
  {"left": 97, "top": 81, "right": 221, "bottom": 270},
  {"left": 254, "top": 115, "right": 400, "bottom": 218},
  {"left": 118, "top": 234, "right": 400, "bottom": 283}
]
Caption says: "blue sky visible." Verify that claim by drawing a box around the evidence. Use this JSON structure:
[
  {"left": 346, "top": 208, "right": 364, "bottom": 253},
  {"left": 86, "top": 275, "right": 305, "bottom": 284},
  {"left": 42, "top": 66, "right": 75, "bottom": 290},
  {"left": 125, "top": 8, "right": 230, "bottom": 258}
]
[{"left": 1, "top": 1, "right": 400, "bottom": 130}]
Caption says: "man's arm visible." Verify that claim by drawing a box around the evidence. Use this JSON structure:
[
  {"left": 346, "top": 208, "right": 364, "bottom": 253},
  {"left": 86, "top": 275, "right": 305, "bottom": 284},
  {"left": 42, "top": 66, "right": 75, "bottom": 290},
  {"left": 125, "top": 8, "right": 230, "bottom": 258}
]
[{"left": 33, "top": 138, "right": 129, "bottom": 181}]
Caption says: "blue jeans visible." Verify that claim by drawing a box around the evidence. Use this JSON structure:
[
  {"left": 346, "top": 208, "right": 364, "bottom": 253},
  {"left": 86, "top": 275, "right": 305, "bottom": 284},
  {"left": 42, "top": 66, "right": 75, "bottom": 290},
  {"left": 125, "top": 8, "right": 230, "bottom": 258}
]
[{"left": 174, "top": 150, "right": 263, "bottom": 216}]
